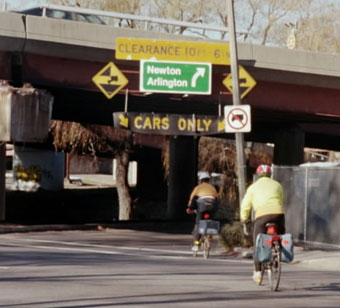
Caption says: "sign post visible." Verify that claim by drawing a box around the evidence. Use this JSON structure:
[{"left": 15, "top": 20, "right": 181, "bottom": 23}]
[
  {"left": 140, "top": 60, "right": 211, "bottom": 94},
  {"left": 226, "top": 0, "right": 247, "bottom": 203}
]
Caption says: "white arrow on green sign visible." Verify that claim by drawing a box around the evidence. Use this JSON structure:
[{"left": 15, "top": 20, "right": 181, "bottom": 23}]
[{"left": 140, "top": 60, "right": 211, "bottom": 95}]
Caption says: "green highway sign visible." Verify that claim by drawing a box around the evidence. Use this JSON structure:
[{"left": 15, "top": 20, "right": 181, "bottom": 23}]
[{"left": 140, "top": 60, "right": 211, "bottom": 95}]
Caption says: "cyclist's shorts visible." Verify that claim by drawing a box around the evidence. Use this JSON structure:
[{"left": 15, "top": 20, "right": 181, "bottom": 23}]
[{"left": 196, "top": 196, "right": 217, "bottom": 212}]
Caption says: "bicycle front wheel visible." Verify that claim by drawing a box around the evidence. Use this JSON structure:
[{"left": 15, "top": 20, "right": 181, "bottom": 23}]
[
  {"left": 268, "top": 244, "right": 281, "bottom": 291},
  {"left": 202, "top": 236, "right": 211, "bottom": 259}
]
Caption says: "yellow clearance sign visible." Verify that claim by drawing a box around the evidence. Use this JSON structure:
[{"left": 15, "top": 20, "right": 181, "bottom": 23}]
[
  {"left": 113, "top": 112, "right": 226, "bottom": 136},
  {"left": 116, "top": 37, "right": 230, "bottom": 65}
]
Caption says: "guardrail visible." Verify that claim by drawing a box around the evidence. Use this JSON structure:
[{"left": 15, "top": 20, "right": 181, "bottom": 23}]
[{"left": 2, "top": 3, "right": 246, "bottom": 37}]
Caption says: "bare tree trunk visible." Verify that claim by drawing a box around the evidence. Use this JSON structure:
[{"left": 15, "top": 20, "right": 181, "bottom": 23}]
[{"left": 116, "top": 150, "right": 132, "bottom": 220}]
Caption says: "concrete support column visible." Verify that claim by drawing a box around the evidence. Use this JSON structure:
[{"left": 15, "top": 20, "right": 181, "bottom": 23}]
[
  {"left": 136, "top": 147, "right": 167, "bottom": 201},
  {"left": 167, "top": 136, "right": 198, "bottom": 219},
  {"left": 0, "top": 143, "right": 5, "bottom": 221},
  {"left": 273, "top": 129, "right": 305, "bottom": 165}
]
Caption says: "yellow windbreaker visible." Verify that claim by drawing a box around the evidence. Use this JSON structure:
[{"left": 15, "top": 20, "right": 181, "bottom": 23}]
[
  {"left": 188, "top": 182, "right": 218, "bottom": 205},
  {"left": 240, "top": 176, "right": 284, "bottom": 221}
]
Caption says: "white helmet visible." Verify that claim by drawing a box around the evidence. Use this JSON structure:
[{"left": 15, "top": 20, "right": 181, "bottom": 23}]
[{"left": 198, "top": 171, "right": 210, "bottom": 181}]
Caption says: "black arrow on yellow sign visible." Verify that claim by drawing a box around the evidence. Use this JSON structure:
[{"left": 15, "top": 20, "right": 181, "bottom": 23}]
[{"left": 92, "top": 62, "right": 128, "bottom": 99}]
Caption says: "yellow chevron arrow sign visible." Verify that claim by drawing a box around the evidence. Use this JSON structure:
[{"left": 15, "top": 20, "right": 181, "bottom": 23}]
[
  {"left": 118, "top": 114, "right": 129, "bottom": 128},
  {"left": 218, "top": 119, "right": 225, "bottom": 132}
]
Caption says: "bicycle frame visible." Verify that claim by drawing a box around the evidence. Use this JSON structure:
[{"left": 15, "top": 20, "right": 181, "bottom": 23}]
[{"left": 192, "top": 212, "right": 216, "bottom": 259}]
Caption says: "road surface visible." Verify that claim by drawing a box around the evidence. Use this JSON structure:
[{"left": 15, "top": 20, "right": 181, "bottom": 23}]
[{"left": 0, "top": 228, "right": 339, "bottom": 307}]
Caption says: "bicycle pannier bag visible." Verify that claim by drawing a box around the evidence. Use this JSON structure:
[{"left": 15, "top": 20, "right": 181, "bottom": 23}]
[
  {"left": 255, "top": 233, "right": 272, "bottom": 262},
  {"left": 198, "top": 219, "right": 220, "bottom": 235},
  {"left": 280, "top": 233, "right": 294, "bottom": 263}
]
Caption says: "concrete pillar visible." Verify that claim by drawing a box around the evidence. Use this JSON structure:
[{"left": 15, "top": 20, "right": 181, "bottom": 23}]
[
  {"left": 167, "top": 136, "right": 198, "bottom": 219},
  {"left": 13, "top": 145, "right": 65, "bottom": 191},
  {"left": 0, "top": 143, "right": 5, "bottom": 221},
  {"left": 136, "top": 147, "right": 167, "bottom": 201},
  {"left": 273, "top": 129, "right": 305, "bottom": 165}
]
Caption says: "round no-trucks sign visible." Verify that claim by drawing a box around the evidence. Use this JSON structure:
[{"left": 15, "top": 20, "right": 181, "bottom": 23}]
[{"left": 224, "top": 105, "right": 251, "bottom": 133}]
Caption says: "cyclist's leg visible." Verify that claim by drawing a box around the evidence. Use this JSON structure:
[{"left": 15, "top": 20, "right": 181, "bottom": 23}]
[
  {"left": 277, "top": 214, "right": 285, "bottom": 234},
  {"left": 193, "top": 211, "right": 202, "bottom": 243}
]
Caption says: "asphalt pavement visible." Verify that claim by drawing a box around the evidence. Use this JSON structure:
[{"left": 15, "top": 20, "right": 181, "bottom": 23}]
[
  {"left": 0, "top": 222, "right": 339, "bottom": 272},
  {"left": 3, "top": 174, "right": 340, "bottom": 271}
]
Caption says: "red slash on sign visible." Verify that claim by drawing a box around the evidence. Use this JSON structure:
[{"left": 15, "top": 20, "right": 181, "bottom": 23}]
[
  {"left": 229, "top": 109, "right": 247, "bottom": 128},
  {"left": 231, "top": 111, "right": 245, "bottom": 125},
  {"left": 224, "top": 105, "right": 251, "bottom": 133}
]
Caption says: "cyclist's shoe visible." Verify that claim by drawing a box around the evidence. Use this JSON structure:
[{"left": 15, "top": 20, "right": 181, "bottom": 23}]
[
  {"left": 192, "top": 245, "right": 199, "bottom": 252},
  {"left": 192, "top": 240, "right": 200, "bottom": 252},
  {"left": 252, "top": 271, "right": 262, "bottom": 284}
]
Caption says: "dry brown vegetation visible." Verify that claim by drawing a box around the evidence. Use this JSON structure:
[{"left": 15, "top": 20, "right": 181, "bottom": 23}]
[{"left": 51, "top": 121, "right": 132, "bottom": 156}]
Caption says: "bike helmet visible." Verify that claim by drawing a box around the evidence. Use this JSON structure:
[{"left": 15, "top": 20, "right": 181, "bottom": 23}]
[
  {"left": 198, "top": 171, "right": 210, "bottom": 181},
  {"left": 256, "top": 164, "right": 272, "bottom": 177}
]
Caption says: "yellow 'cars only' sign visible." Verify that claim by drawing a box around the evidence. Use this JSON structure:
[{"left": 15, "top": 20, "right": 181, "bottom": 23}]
[{"left": 113, "top": 112, "right": 226, "bottom": 136}]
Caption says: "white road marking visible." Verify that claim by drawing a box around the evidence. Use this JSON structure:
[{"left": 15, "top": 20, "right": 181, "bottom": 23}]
[{"left": 0, "top": 237, "right": 251, "bottom": 264}]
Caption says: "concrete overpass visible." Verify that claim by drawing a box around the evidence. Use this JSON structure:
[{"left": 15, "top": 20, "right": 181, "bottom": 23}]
[
  {"left": 1, "top": 10, "right": 340, "bottom": 151},
  {"left": 1, "top": 9, "right": 340, "bottom": 218}
]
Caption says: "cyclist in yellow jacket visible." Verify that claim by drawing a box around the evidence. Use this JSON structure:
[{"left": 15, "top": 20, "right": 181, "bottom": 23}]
[{"left": 240, "top": 164, "right": 285, "bottom": 283}]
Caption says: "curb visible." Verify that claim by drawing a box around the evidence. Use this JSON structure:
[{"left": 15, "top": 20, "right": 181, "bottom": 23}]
[{"left": 0, "top": 224, "right": 101, "bottom": 234}]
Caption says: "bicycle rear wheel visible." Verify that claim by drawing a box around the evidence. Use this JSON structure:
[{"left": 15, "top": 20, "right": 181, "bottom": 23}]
[
  {"left": 202, "top": 236, "right": 211, "bottom": 259},
  {"left": 268, "top": 244, "right": 281, "bottom": 291}
]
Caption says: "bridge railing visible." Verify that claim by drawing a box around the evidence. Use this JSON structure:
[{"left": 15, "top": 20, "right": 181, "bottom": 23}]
[{"left": 3, "top": 3, "right": 246, "bottom": 38}]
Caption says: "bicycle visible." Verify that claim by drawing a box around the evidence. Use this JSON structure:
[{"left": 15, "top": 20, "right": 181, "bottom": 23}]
[
  {"left": 192, "top": 233, "right": 213, "bottom": 259},
  {"left": 192, "top": 212, "right": 220, "bottom": 259},
  {"left": 257, "top": 223, "right": 282, "bottom": 291}
]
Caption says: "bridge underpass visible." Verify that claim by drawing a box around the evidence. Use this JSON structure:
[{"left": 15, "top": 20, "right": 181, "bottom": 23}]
[{"left": 1, "top": 10, "right": 340, "bottom": 219}]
